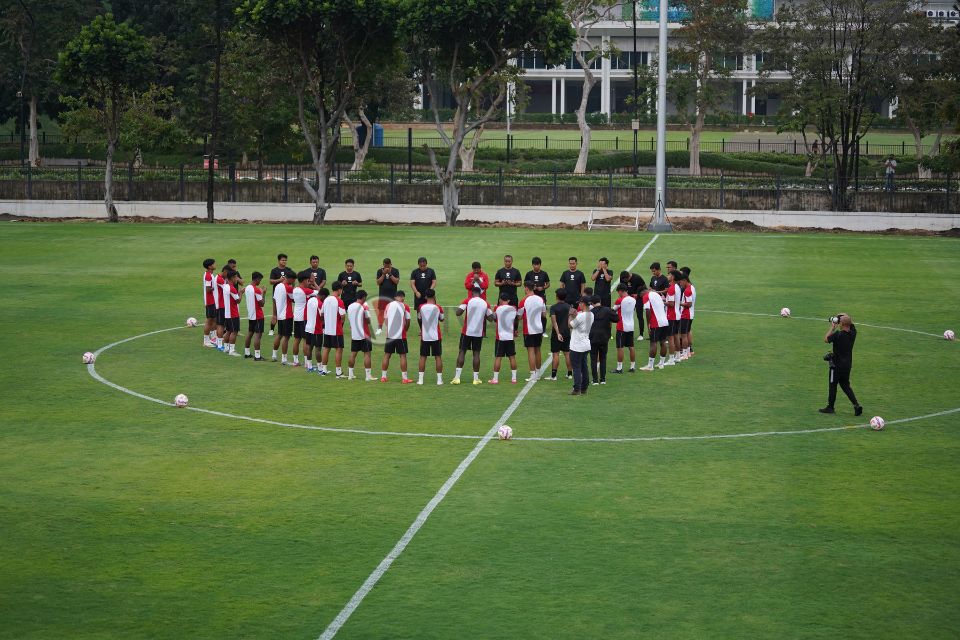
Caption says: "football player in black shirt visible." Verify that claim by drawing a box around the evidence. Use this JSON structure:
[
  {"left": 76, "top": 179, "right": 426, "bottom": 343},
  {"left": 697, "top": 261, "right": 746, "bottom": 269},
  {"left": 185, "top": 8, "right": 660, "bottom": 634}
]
[
  {"left": 524, "top": 256, "right": 550, "bottom": 300},
  {"left": 548, "top": 289, "right": 573, "bottom": 380},
  {"left": 820, "top": 313, "right": 863, "bottom": 416},
  {"left": 495, "top": 254, "right": 523, "bottom": 306},
  {"left": 305, "top": 255, "right": 326, "bottom": 290},
  {"left": 591, "top": 257, "right": 614, "bottom": 307},
  {"left": 268, "top": 253, "right": 290, "bottom": 336},
  {"left": 409, "top": 257, "right": 437, "bottom": 311},
  {"left": 337, "top": 258, "right": 362, "bottom": 306},
  {"left": 649, "top": 261, "right": 668, "bottom": 292}
]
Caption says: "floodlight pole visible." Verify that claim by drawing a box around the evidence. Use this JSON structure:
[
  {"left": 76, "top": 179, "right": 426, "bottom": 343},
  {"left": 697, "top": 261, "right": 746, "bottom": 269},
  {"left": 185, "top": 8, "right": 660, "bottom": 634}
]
[
  {"left": 648, "top": 0, "right": 673, "bottom": 232},
  {"left": 17, "top": 90, "right": 25, "bottom": 168}
]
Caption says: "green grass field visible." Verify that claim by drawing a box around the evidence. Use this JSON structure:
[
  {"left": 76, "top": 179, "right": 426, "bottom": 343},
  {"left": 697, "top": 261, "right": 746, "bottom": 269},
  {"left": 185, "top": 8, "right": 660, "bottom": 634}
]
[{"left": 1, "top": 222, "right": 958, "bottom": 639}]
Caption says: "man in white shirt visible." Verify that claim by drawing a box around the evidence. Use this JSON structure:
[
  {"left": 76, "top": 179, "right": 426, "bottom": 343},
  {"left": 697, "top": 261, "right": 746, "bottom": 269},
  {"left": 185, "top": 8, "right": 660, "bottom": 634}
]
[
  {"left": 489, "top": 292, "right": 519, "bottom": 385},
  {"left": 380, "top": 290, "right": 413, "bottom": 384},
  {"left": 320, "top": 282, "right": 347, "bottom": 378},
  {"left": 641, "top": 289, "right": 670, "bottom": 371},
  {"left": 453, "top": 287, "right": 493, "bottom": 385},
  {"left": 417, "top": 289, "right": 445, "bottom": 385},
  {"left": 613, "top": 284, "right": 637, "bottom": 373},
  {"left": 347, "top": 290, "right": 375, "bottom": 381},
  {"left": 517, "top": 282, "right": 547, "bottom": 381},
  {"left": 303, "top": 287, "right": 325, "bottom": 372},
  {"left": 567, "top": 296, "right": 593, "bottom": 395},
  {"left": 242, "top": 271, "right": 266, "bottom": 361}
]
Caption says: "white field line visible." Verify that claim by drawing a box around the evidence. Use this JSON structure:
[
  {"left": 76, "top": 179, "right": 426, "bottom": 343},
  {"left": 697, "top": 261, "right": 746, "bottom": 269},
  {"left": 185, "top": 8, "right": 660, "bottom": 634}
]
[
  {"left": 701, "top": 309, "right": 946, "bottom": 338},
  {"left": 626, "top": 234, "right": 660, "bottom": 272},
  {"left": 317, "top": 355, "right": 554, "bottom": 640}
]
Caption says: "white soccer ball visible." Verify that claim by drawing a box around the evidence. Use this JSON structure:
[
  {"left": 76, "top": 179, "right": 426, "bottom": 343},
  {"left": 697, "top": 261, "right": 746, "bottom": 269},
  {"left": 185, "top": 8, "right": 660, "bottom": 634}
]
[
  {"left": 497, "top": 425, "right": 513, "bottom": 440},
  {"left": 945, "top": 330, "right": 955, "bottom": 341},
  {"left": 186, "top": 317, "right": 198, "bottom": 327},
  {"left": 870, "top": 416, "right": 885, "bottom": 431},
  {"left": 82, "top": 351, "right": 95, "bottom": 364},
  {"left": 780, "top": 307, "right": 791, "bottom": 318},
  {"left": 174, "top": 394, "right": 189, "bottom": 408}
]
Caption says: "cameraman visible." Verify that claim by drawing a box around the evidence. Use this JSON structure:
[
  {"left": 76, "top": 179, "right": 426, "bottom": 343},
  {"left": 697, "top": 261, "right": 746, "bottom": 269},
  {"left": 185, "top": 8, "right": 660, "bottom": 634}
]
[{"left": 819, "top": 313, "right": 863, "bottom": 416}]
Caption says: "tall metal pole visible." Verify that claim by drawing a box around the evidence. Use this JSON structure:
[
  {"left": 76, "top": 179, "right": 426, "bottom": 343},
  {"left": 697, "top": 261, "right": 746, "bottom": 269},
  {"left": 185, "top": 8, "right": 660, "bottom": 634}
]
[
  {"left": 648, "top": 0, "right": 673, "bottom": 232},
  {"left": 17, "top": 91, "right": 25, "bottom": 167},
  {"left": 632, "top": 1, "right": 638, "bottom": 176}
]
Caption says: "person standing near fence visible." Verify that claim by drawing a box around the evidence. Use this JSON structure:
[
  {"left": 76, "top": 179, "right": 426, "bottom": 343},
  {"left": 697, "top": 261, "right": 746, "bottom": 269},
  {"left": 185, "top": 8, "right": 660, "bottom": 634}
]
[{"left": 884, "top": 155, "right": 897, "bottom": 192}]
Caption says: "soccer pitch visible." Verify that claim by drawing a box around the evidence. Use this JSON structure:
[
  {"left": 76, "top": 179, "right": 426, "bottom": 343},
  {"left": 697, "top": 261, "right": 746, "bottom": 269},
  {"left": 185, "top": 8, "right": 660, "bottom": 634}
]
[{"left": 1, "top": 222, "right": 958, "bottom": 639}]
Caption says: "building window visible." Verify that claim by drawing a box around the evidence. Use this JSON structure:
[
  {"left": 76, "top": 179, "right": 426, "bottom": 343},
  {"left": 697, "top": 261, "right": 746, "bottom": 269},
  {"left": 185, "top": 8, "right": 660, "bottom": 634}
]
[{"left": 612, "top": 51, "right": 649, "bottom": 69}]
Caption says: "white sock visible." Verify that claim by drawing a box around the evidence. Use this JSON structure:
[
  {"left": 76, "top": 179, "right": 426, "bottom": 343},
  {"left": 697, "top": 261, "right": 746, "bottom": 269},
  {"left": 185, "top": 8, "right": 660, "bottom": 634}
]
[
  {"left": 437, "top": 373, "right": 443, "bottom": 383},
  {"left": 365, "top": 368, "right": 372, "bottom": 378},
  {"left": 648, "top": 357, "right": 655, "bottom": 367},
  {"left": 511, "top": 369, "right": 518, "bottom": 382},
  {"left": 217, "top": 337, "right": 223, "bottom": 347},
  {"left": 209, "top": 331, "right": 216, "bottom": 341},
  {"left": 455, "top": 367, "right": 462, "bottom": 379},
  {"left": 293, "top": 355, "right": 299, "bottom": 364},
  {"left": 244, "top": 347, "right": 250, "bottom": 356},
  {"left": 306, "top": 360, "right": 313, "bottom": 370},
  {"left": 348, "top": 367, "right": 354, "bottom": 377},
  {"left": 281, "top": 354, "right": 288, "bottom": 363},
  {"left": 401, "top": 370, "right": 407, "bottom": 380},
  {"left": 616, "top": 362, "right": 623, "bottom": 371},
  {"left": 336, "top": 367, "right": 342, "bottom": 376},
  {"left": 492, "top": 371, "right": 500, "bottom": 382},
  {"left": 630, "top": 360, "right": 635, "bottom": 369},
  {"left": 255, "top": 350, "right": 261, "bottom": 358},
  {"left": 380, "top": 370, "right": 387, "bottom": 379},
  {"left": 473, "top": 371, "right": 479, "bottom": 381},
  {"left": 418, "top": 371, "right": 425, "bottom": 383},
  {"left": 272, "top": 349, "right": 277, "bottom": 359},
  {"left": 204, "top": 336, "right": 211, "bottom": 345},
  {"left": 659, "top": 356, "right": 665, "bottom": 365}
]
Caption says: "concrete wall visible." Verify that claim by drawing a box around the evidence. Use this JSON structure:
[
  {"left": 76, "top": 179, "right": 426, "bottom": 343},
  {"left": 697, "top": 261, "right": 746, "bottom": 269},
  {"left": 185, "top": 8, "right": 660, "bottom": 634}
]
[{"left": 2, "top": 199, "right": 957, "bottom": 231}]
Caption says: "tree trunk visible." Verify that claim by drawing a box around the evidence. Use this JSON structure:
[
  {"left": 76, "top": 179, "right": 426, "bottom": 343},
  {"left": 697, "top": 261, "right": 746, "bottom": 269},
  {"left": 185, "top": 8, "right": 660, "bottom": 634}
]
[
  {"left": 689, "top": 114, "right": 704, "bottom": 176},
  {"left": 28, "top": 95, "right": 40, "bottom": 167},
  {"left": 458, "top": 123, "right": 484, "bottom": 173},
  {"left": 348, "top": 109, "right": 374, "bottom": 171},
  {"left": 574, "top": 70, "right": 596, "bottom": 175},
  {"left": 206, "top": 0, "right": 223, "bottom": 224},
  {"left": 104, "top": 138, "right": 118, "bottom": 223},
  {"left": 441, "top": 174, "right": 460, "bottom": 226},
  {"left": 907, "top": 117, "right": 931, "bottom": 179}
]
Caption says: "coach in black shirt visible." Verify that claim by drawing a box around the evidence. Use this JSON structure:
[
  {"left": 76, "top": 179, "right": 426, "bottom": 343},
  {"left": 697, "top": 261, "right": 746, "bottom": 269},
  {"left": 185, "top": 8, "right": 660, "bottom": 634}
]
[
  {"left": 410, "top": 257, "right": 437, "bottom": 310},
  {"left": 649, "top": 262, "right": 668, "bottom": 293},
  {"left": 524, "top": 257, "right": 550, "bottom": 300},
  {"left": 305, "top": 255, "right": 327, "bottom": 290},
  {"left": 337, "top": 259, "right": 362, "bottom": 305},
  {"left": 591, "top": 257, "right": 614, "bottom": 307},
  {"left": 495, "top": 255, "right": 523, "bottom": 306},
  {"left": 562, "top": 257, "right": 587, "bottom": 303},
  {"left": 588, "top": 295, "right": 616, "bottom": 384},
  {"left": 820, "top": 313, "right": 863, "bottom": 416}
]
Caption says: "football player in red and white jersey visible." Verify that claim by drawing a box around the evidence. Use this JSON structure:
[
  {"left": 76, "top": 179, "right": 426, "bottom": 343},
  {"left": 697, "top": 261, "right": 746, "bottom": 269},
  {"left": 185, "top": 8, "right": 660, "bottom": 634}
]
[
  {"left": 222, "top": 270, "right": 242, "bottom": 356},
  {"left": 663, "top": 270, "right": 684, "bottom": 366},
  {"left": 347, "top": 290, "right": 375, "bottom": 381},
  {"left": 679, "top": 271, "right": 696, "bottom": 360},
  {"left": 640, "top": 289, "right": 669, "bottom": 371},
  {"left": 517, "top": 282, "right": 547, "bottom": 381},
  {"left": 320, "top": 282, "right": 347, "bottom": 378},
  {"left": 243, "top": 271, "right": 266, "bottom": 360},
  {"left": 303, "top": 287, "right": 325, "bottom": 372},
  {"left": 489, "top": 292, "right": 519, "bottom": 384},
  {"left": 202, "top": 258, "right": 217, "bottom": 347},
  {"left": 416, "top": 289, "right": 444, "bottom": 385},
  {"left": 290, "top": 272, "right": 317, "bottom": 367},
  {"left": 613, "top": 284, "right": 637, "bottom": 372},
  {"left": 214, "top": 266, "right": 228, "bottom": 350},
  {"left": 453, "top": 287, "right": 493, "bottom": 385},
  {"left": 271, "top": 272, "right": 296, "bottom": 364},
  {"left": 380, "top": 290, "right": 413, "bottom": 383}
]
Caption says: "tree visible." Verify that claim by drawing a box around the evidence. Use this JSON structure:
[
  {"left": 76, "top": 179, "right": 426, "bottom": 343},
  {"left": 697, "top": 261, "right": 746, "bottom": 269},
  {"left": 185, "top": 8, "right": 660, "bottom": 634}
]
[
  {"left": 670, "top": 0, "right": 749, "bottom": 176},
  {"left": 56, "top": 14, "right": 153, "bottom": 222},
  {"left": 764, "top": 0, "right": 923, "bottom": 210},
  {"left": 402, "top": 0, "right": 575, "bottom": 225},
  {"left": 343, "top": 60, "right": 415, "bottom": 171},
  {"left": 0, "top": 0, "right": 99, "bottom": 166},
  {"left": 565, "top": 0, "right": 619, "bottom": 174},
  {"left": 237, "top": 0, "right": 402, "bottom": 224}
]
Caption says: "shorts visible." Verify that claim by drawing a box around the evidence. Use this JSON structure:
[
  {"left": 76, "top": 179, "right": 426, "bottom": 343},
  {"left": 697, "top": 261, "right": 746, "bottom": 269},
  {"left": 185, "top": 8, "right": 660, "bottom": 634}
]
[
  {"left": 294, "top": 320, "right": 306, "bottom": 339},
  {"left": 669, "top": 319, "right": 680, "bottom": 336},
  {"left": 420, "top": 340, "right": 442, "bottom": 357},
  {"left": 385, "top": 338, "right": 408, "bottom": 354},
  {"left": 679, "top": 318, "right": 693, "bottom": 334},
  {"left": 495, "top": 339, "right": 516, "bottom": 358},
  {"left": 305, "top": 332, "right": 318, "bottom": 347},
  {"left": 351, "top": 338, "right": 373, "bottom": 353},
  {"left": 413, "top": 294, "right": 428, "bottom": 309},
  {"left": 523, "top": 334, "right": 543, "bottom": 348},
  {"left": 650, "top": 326, "right": 670, "bottom": 343},
  {"left": 616, "top": 330, "right": 634, "bottom": 348},
  {"left": 248, "top": 319, "right": 264, "bottom": 334},
  {"left": 377, "top": 298, "right": 390, "bottom": 312},
  {"left": 322, "top": 334, "right": 344, "bottom": 349},
  {"left": 459, "top": 334, "right": 484, "bottom": 352},
  {"left": 216, "top": 307, "right": 225, "bottom": 326},
  {"left": 205, "top": 303, "right": 217, "bottom": 319},
  {"left": 225, "top": 317, "right": 240, "bottom": 332},
  {"left": 550, "top": 332, "right": 570, "bottom": 353},
  {"left": 278, "top": 318, "right": 294, "bottom": 337}
]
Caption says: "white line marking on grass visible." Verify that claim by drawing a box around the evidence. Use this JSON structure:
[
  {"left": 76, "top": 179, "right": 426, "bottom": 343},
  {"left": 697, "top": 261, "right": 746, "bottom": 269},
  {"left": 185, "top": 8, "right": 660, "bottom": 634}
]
[
  {"left": 700, "top": 309, "right": 946, "bottom": 338},
  {"left": 626, "top": 234, "right": 660, "bottom": 271},
  {"left": 317, "top": 356, "right": 555, "bottom": 640}
]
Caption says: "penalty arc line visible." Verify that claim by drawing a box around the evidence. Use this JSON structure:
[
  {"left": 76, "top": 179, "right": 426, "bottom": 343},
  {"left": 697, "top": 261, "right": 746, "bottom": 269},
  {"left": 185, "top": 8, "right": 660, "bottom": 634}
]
[{"left": 317, "top": 234, "right": 663, "bottom": 639}]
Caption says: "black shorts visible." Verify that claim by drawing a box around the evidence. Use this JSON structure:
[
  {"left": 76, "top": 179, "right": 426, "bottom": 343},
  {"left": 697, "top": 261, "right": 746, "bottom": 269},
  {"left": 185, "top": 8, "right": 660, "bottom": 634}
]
[
  {"left": 679, "top": 318, "right": 693, "bottom": 334},
  {"left": 616, "top": 330, "right": 634, "bottom": 348},
  {"left": 669, "top": 319, "right": 680, "bottom": 336},
  {"left": 278, "top": 318, "right": 293, "bottom": 337},
  {"left": 225, "top": 317, "right": 240, "bottom": 332},
  {"left": 650, "top": 326, "right": 670, "bottom": 342},
  {"left": 216, "top": 307, "right": 225, "bottom": 326},
  {"left": 420, "top": 340, "right": 442, "bottom": 357},
  {"left": 459, "top": 334, "right": 484, "bottom": 352},
  {"left": 205, "top": 303, "right": 217, "bottom": 319},
  {"left": 551, "top": 332, "right": 570, "bottom": 353},
  {"left": 294, "top": 320, "right": 306, "bottom": 339},
  {"left": 385, "top": 338, "right": 408, "bottom": 354},
  {"left": 248, "top": 319, "right": 264, "bottom": 334},
  {"left": 523, "top": 334, "right": 543, "bottom": 348},
  {"left": 322, "top": 334, "right": 344, "bottom": 349},
  {"left": 495, "top": 339, "right": 516, "bottom": 358},
  {"left": 351, "top": 338, "right": 373, "bottom": 353},
  {"left": 305, "top": 332, "right": 318, "bottom": 347}
]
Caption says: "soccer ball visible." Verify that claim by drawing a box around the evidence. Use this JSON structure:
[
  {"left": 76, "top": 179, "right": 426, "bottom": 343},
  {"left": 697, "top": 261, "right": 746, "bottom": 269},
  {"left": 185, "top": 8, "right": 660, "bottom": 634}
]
[
  {"left": 945, "top": 330, "right": 955, "bottom": 341},
  {"left": 82, "top": 351, "right": 95, "bottom": 364},
  {"left": 186, "top": 317, "right": 198, "bottom": 327},
  {"left": 497, "top": 425, "right": 513, "bottom": 440},
  {"left": 780, "top": 307, "right": 791, "bottom": 318},
  {"left": 174, "top": 394, "right": 189, "bottom": 408},
  {"left": 869, "top": 416, "right": 885, "bottom": 431}
]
